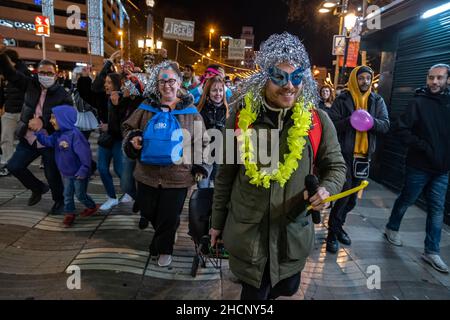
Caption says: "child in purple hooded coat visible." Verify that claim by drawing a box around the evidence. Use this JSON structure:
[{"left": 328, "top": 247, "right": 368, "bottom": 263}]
[{"left": 34, "top": 105, "right": 98, "bottom": 226}]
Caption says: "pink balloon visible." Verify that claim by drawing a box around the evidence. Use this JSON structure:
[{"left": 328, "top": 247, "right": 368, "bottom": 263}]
[{"left": 350, "top": 109, "right": 374, "bottom": 132}]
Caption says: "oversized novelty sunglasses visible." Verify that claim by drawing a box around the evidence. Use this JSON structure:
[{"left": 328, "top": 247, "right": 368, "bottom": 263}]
[{"left": 268, "top": 66, "right": 305, "bottom": 87}]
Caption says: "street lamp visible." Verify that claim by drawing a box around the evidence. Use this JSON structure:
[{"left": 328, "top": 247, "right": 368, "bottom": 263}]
[
  {"left": 118, "top": 30, "right": 124, "bottom": 60},
  {"left": 323, "top": 1, "right": 338, "bottom": 8},
  {"left": 318, "top": 0, "right": 352, "bottom": 88},
  {"left": 209, "top": 28, "right": 215, "bottom": 49},
  {"left": 146, "top": 38, "right": 154, "bottom": 49},
  {"left": 138, "top": 37, "right": 162, "bottom": 69},
  {"left": 339, "top": 12, "right": 358, "bottom": 84}
]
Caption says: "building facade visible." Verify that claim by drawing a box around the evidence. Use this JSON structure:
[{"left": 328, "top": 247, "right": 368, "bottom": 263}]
[
  {"left": 361, "top": 0, "right": 450, "bottom": 224},
  {"left": 0, "top": 0, "right": 129, "bottom": 71}
]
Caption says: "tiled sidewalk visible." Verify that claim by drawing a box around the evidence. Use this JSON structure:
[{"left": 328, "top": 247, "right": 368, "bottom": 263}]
[{"left": 0, "top": 163, "right": 449, "bottom": 300}]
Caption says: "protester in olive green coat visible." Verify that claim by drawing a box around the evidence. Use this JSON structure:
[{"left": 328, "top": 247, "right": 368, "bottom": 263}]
[{"left": 209, "top": 32, "right": 346, "bottom": 300}]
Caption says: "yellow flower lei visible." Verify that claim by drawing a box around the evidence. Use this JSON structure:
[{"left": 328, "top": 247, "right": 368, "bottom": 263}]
[{"left": 238, "top": 92, "right": 313, "bottom": 188}]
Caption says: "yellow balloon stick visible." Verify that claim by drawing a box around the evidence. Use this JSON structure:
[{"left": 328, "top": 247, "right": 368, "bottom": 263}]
[{"left": 307, "top": 180, "right": 369, "bottom": 210}]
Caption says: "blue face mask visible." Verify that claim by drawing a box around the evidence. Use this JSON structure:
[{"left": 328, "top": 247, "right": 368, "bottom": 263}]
[{"left": 268, "top": 66, "right": 305, "bottom": 87}]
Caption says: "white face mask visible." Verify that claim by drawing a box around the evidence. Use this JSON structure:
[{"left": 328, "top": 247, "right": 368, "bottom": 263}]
[{"left": 38, "top": 75, "right": 56, "bottom": 88}]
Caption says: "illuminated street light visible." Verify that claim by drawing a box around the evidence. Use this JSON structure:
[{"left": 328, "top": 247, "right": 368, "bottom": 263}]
[
  {"left": 319, "top": 8, "right": 331, "bottom": 13},
  {"left": 156, "top": 40, "right": 163, "bottom": 49},
  {"left": 323, "top": 1, "right": 338, "bottom": 8},
  {"left": 209, "top": 27, "right": 215, "bottom": 48},
  {"left": 344, "top": 13, "right": 358, "bottom": 32},
  {"left": 118, "top": 30, "right": 124, "bottom": 59},
  {"left": 138, "top": 39, "right": 145, "bottom": 49}
]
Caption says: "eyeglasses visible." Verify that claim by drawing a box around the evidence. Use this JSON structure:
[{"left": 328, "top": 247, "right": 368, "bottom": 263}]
[
  {"left": 38, "top": 71, "right": 56, "bottom": 77},
  {"left": 268, "top": 66, "right": 304, "bottom": 87},
  {"left": 157, "top": 78, "right": 177, "bottom": 87}
]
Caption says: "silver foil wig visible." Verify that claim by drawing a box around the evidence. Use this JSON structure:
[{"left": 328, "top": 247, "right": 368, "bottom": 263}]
[
  {"left": 231, "top": 32, "right": 318, "bottom": 109},
  {"left": 142, "top": 60, "right": 182, "bottom": 99}
]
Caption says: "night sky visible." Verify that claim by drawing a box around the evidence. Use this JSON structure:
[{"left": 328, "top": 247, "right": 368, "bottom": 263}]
[{"left": 133, "top": 0, "right": 339, "bottom": 69}]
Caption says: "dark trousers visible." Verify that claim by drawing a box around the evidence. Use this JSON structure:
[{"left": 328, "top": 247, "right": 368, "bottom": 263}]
[
  {"left": 328, "top": 159, "right": 361, "bottom": 234},
  {"left": 7, "top": 140, "right": 63, "bottom": 202},
  {"left": 137, "top": 182, "right": 187, "bottom": 255},
  {"left": 240, "top": 263, "right": 301, "bottom": 300}
]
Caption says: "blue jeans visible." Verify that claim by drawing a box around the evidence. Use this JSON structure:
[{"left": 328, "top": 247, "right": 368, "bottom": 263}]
[
  {"left": 63, "top": 177, "right": 96, "bottom": 213},
  {"left": 121, "top": 151, "right": 136, "bottom": 199},
  {"left": 7, "top": 140, "right": 63, "bottom": 201},
  {"left": 386, "top": 166, "right": 449, "bottom": 254},
  {"left": 97, "top": 141, "right": 123, "bottom": 199}
]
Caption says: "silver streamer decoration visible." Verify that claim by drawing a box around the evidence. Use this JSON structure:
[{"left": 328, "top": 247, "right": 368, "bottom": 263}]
[
  {"left": 42, "top": 0, "right": 55, "bottom": 25},
  {"left": 122, "top": 80, "right": 141, "bottom": 97},
  {"left": 231, "top": 32, "right": 318, "bottom": 110},
  {"left": 88, "top": 0, "right": 104, "bottom": 56},
  {"left": 142, "top": 60, "right": 182, "bottom": 100}
]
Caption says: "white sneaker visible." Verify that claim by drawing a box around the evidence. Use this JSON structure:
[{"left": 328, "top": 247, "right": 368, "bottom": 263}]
[
  {"left": 0, "top": 167, "right": 9, "bottom": 177},
  {"left": 120, "top": 193, "right": 133, "bottom": 203},
  {"left": 384, "top": 227, "right": 403, "bottom": 246},
  {"left": 158, "top": 254, "right": 172, "bottom": 267},
  {"left": 422, "top": 253, "right": 449, "bottom": 273},
  {"left": 100, "top": 197, "right": 119, "bottom": 211}
]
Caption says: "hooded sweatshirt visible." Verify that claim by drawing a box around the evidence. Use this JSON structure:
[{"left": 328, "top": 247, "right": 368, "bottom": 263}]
[
  {"left": 35, "top": 105, "right": 92, "bottom": 178},
  {"left": 347, "top": 66, "right": 372, "bottom": 157}
]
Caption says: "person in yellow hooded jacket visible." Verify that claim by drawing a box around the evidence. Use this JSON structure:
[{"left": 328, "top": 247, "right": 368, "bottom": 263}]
[{"left": 326, "top": 66, "right": 390, "bottom": 253}]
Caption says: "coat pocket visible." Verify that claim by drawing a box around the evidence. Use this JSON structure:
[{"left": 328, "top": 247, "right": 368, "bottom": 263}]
[
  {"left": 223, "top": 208, "right": 264, "bottom": 264},
  {"left": 286, "top": 214, "right": 314, "bottom": 261}
]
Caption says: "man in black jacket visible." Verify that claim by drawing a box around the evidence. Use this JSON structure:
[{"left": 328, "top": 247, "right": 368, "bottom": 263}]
[
  {"left": 327, "top": 66, "right": 390, "bottom": 253},
  {"left": 385, "top": 64, "right": 450, "bottom": 273},
  {"left": 0, "top": 49, "right": 32, "bottom": 176},
  {"left": 0, "top": 52, "right": 72, "bottom": 214}
]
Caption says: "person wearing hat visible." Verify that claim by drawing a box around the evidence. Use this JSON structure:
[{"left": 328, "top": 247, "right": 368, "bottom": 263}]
[
  {"left": 326, "top": 65, "right": 390, "bottom": 253},
  {"left": 209, "top": 32, "right": 347, "bottom": 300},
  {"left": 189, "top": 64, "right": 232, "bottom": 104}
]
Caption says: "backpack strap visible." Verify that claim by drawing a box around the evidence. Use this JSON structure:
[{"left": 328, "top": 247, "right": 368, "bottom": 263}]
[
  {"left": 138, "top": 103, "right": 160, "bottom": 113},
  {"left": 171, "top": 106, "right": 199, "bottom": 115},
  {"left": 308, "top": 109, "right": 322, "bottom": 163}
]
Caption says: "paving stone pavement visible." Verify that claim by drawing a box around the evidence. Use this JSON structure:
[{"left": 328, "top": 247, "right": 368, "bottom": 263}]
[{"left": 0, "top": 157, "right": 449, "bottom": 300}]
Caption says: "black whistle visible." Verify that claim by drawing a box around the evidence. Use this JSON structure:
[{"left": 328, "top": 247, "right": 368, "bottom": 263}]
[{"left": 305, "top": 174, "right": 321, "bottom": 224}]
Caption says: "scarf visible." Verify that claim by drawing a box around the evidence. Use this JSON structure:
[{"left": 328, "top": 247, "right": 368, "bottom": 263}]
[{"left": 348, "top": 66, "right": 372, "bottom": 157}]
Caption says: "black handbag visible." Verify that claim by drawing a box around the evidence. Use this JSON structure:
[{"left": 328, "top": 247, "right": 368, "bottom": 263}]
[{"left": 98, "top": 132, "right": 114, "bottom": 149}]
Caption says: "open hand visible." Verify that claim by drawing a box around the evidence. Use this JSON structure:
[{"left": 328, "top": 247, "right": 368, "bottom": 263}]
[{"left": 109, "top": 50, "right": 121, "bottom": 63}]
